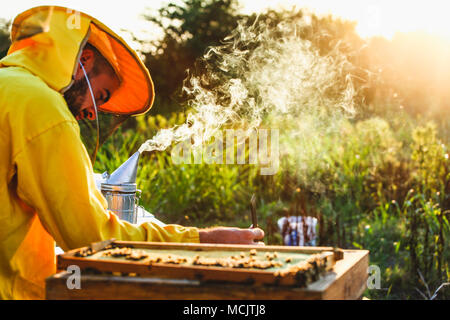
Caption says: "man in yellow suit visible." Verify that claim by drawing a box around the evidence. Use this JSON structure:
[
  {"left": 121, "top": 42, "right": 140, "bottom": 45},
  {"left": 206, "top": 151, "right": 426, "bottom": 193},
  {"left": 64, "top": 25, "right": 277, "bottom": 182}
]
[{"left": 0, "top": 6, "right": 264, "bottom": 300}]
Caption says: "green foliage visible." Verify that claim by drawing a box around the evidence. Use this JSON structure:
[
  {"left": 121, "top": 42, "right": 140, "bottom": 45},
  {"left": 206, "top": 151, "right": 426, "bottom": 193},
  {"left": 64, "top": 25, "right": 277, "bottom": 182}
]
[
  {"left": 138, "top": 153, "right": 252, "bottom": 226},
  {"left": 411, "top": 123, "right": 448, "bottom": 194},
  {"left": 0, "top": 19, "right": 10, "bottom": 59},
  {"left": 142, "top": 0, "right": 243, "bottom": 115}
]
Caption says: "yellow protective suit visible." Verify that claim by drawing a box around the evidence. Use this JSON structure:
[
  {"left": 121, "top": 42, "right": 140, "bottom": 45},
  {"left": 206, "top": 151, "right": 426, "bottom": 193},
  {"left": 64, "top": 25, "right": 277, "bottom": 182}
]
[{"left": 0, "top": 6, "right": 199, "bottom": 300}]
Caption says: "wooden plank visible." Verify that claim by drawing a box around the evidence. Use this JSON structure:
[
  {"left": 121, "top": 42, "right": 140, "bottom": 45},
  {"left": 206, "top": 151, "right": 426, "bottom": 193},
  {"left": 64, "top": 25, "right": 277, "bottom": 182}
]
[
  {"left": 303, "top": 250, "right": 369, "bottom": 299},
  {"left": 46, "top": 249, "right": 368, "bottom": 300},
  {"left": 63, "top": 241, "right": 342, "bottom": 256},
  {"left": 46, "top": 273, "right": 323, "bottom": 300},
  {"left": 320, "top": 250, "right": 369, "bottom": 299}
]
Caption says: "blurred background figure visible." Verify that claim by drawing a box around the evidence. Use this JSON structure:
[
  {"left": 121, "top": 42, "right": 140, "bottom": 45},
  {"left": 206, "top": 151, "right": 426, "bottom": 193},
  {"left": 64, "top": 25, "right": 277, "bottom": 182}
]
[{"left": 278, "top": 215, "right": 317, "bottom": 246}]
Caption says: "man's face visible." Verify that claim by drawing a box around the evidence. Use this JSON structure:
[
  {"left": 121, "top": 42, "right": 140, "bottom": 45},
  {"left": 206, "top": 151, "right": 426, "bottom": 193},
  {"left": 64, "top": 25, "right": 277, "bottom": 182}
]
[{"left": 64, "top": 48, "right": 120, "bottom": 120}]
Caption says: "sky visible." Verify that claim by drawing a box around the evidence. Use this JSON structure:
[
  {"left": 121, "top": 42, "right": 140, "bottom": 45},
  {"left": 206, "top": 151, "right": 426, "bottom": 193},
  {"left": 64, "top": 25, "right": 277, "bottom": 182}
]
[{"left": 1, "top": 0, "right": 450, "bottom": 42}]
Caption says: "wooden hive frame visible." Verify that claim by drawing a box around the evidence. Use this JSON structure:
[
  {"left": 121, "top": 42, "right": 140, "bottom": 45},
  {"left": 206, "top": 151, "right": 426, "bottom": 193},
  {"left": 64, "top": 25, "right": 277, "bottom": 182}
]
[{"left": 57, "top": 240, "right": 344, "bottom": 287}]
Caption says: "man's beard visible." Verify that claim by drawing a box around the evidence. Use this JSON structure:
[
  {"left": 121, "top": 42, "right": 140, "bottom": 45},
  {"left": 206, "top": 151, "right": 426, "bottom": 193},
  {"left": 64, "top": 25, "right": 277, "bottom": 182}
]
[{"left": 63, "top": 76, "right": 89, "bottom": 117}]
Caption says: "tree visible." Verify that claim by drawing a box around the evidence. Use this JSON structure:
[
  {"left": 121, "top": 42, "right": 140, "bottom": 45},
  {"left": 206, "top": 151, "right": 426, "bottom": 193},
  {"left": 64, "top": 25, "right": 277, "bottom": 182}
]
[
  {"left": 142, "top": 0, "right": 243, "bottom": 115},
  {"left": 0, "top": 19, "right": 11, "bottom": 59}
]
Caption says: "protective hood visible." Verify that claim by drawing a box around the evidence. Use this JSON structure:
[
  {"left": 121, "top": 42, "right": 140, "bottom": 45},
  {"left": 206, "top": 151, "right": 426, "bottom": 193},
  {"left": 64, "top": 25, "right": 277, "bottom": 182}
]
[{"left": 1, "top": 5, "right": 154, "bottom": 115}]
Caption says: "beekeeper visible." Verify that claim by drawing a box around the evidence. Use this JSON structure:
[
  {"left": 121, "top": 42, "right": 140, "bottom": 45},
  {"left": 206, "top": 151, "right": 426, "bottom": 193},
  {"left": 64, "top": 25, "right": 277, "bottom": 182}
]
[{"left": 0, "top": 6, "right": 264, "bottom": 300}]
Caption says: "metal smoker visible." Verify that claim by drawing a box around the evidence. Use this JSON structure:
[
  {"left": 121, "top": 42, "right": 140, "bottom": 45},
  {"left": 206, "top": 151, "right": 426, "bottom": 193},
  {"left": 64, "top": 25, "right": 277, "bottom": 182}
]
[{"left": 100, "top": 151, "right": 141, "bottom": 224}]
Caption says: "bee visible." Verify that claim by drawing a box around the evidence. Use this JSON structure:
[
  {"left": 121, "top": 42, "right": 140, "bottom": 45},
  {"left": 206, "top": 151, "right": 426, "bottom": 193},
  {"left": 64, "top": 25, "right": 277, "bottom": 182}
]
[
  {"left": 149, "top": 256, "right": 162, "bottom": 264},
  {"left": 126, "top": 250, "right": 148, "bottom": 261},
  {"left": 265, "top": 252, "right": 274, "bottom": 261},
  {"left": 257, "top": 261, "right": 272, "bottom": 269},
  {"left": 108, "top": 247, "right": 132, "bottom": 257},
  {"left": 76, "top": 247, "right": 95, "bottom": 257},
  {"left": 271, "top": 261, "right": 283, "bottom": 268}
]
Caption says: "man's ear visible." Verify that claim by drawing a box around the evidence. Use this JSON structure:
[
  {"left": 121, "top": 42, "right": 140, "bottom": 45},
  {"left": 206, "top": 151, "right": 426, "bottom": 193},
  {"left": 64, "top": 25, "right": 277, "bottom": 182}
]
[
  {"left": 80, "top": 48, "right": 95, "bottom": 70},
  {"left": 74, "top": 48, "right": 95, "bottom": 81}
]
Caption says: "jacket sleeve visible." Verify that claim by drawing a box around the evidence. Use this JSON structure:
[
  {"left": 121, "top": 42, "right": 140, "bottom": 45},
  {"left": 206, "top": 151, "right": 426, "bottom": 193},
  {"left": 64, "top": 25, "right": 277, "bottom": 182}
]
[{"left": 13, "top": 118, "right": 199, "bottom": 251}]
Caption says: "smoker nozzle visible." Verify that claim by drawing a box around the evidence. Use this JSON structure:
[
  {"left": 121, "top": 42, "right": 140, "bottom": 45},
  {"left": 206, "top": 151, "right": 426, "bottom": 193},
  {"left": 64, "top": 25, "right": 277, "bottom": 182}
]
[{"left": 106, "top": 151, "right": 141, "bottom": 184}]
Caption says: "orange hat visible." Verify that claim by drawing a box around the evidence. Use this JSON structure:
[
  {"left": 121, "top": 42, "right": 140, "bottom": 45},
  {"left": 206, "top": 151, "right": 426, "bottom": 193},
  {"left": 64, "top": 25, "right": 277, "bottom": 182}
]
[{"left": 87, "top": 21, "right": 155, "bottom": 115}]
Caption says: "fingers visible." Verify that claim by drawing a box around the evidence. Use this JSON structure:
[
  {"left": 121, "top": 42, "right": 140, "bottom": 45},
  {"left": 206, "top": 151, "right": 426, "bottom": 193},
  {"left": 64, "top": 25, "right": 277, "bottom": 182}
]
[
  {"left": 241, "top": 228, "right": 264, "bottom": 244},
  {"left": 250, "top": 228, "right": 265, "bottom": 245},
  {"left": 250, "top": 228, "right": 265, "bottom": 240}
]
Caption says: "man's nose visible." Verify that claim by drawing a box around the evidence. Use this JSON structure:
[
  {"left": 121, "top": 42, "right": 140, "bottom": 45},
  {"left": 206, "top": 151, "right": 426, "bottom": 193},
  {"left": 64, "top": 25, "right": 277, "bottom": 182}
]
[
  {"left": 86, "top": 108, "right": 96, "bottom": 120},
  {"left": 77, "top": 108, "right": 96, "bottom": 120}
]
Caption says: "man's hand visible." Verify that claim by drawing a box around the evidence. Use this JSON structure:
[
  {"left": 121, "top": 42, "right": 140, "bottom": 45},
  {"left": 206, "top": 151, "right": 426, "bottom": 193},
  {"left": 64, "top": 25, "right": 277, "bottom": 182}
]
[{"left": 198, "top": 227, "right": 265, "bottom": 245}]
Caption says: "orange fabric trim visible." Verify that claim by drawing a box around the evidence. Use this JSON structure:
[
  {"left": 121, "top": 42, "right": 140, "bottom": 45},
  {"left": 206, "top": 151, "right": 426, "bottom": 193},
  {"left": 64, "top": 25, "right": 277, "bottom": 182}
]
[{"left": 8, "top": 38, "right": 37, "bottom": 54}]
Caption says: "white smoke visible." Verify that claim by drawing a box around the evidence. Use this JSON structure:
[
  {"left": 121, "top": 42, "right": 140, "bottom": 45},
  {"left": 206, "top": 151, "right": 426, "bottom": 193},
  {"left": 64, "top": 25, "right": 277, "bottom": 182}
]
[{"left": 139, "top": 15, "right": 357, "bottom": 175}]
